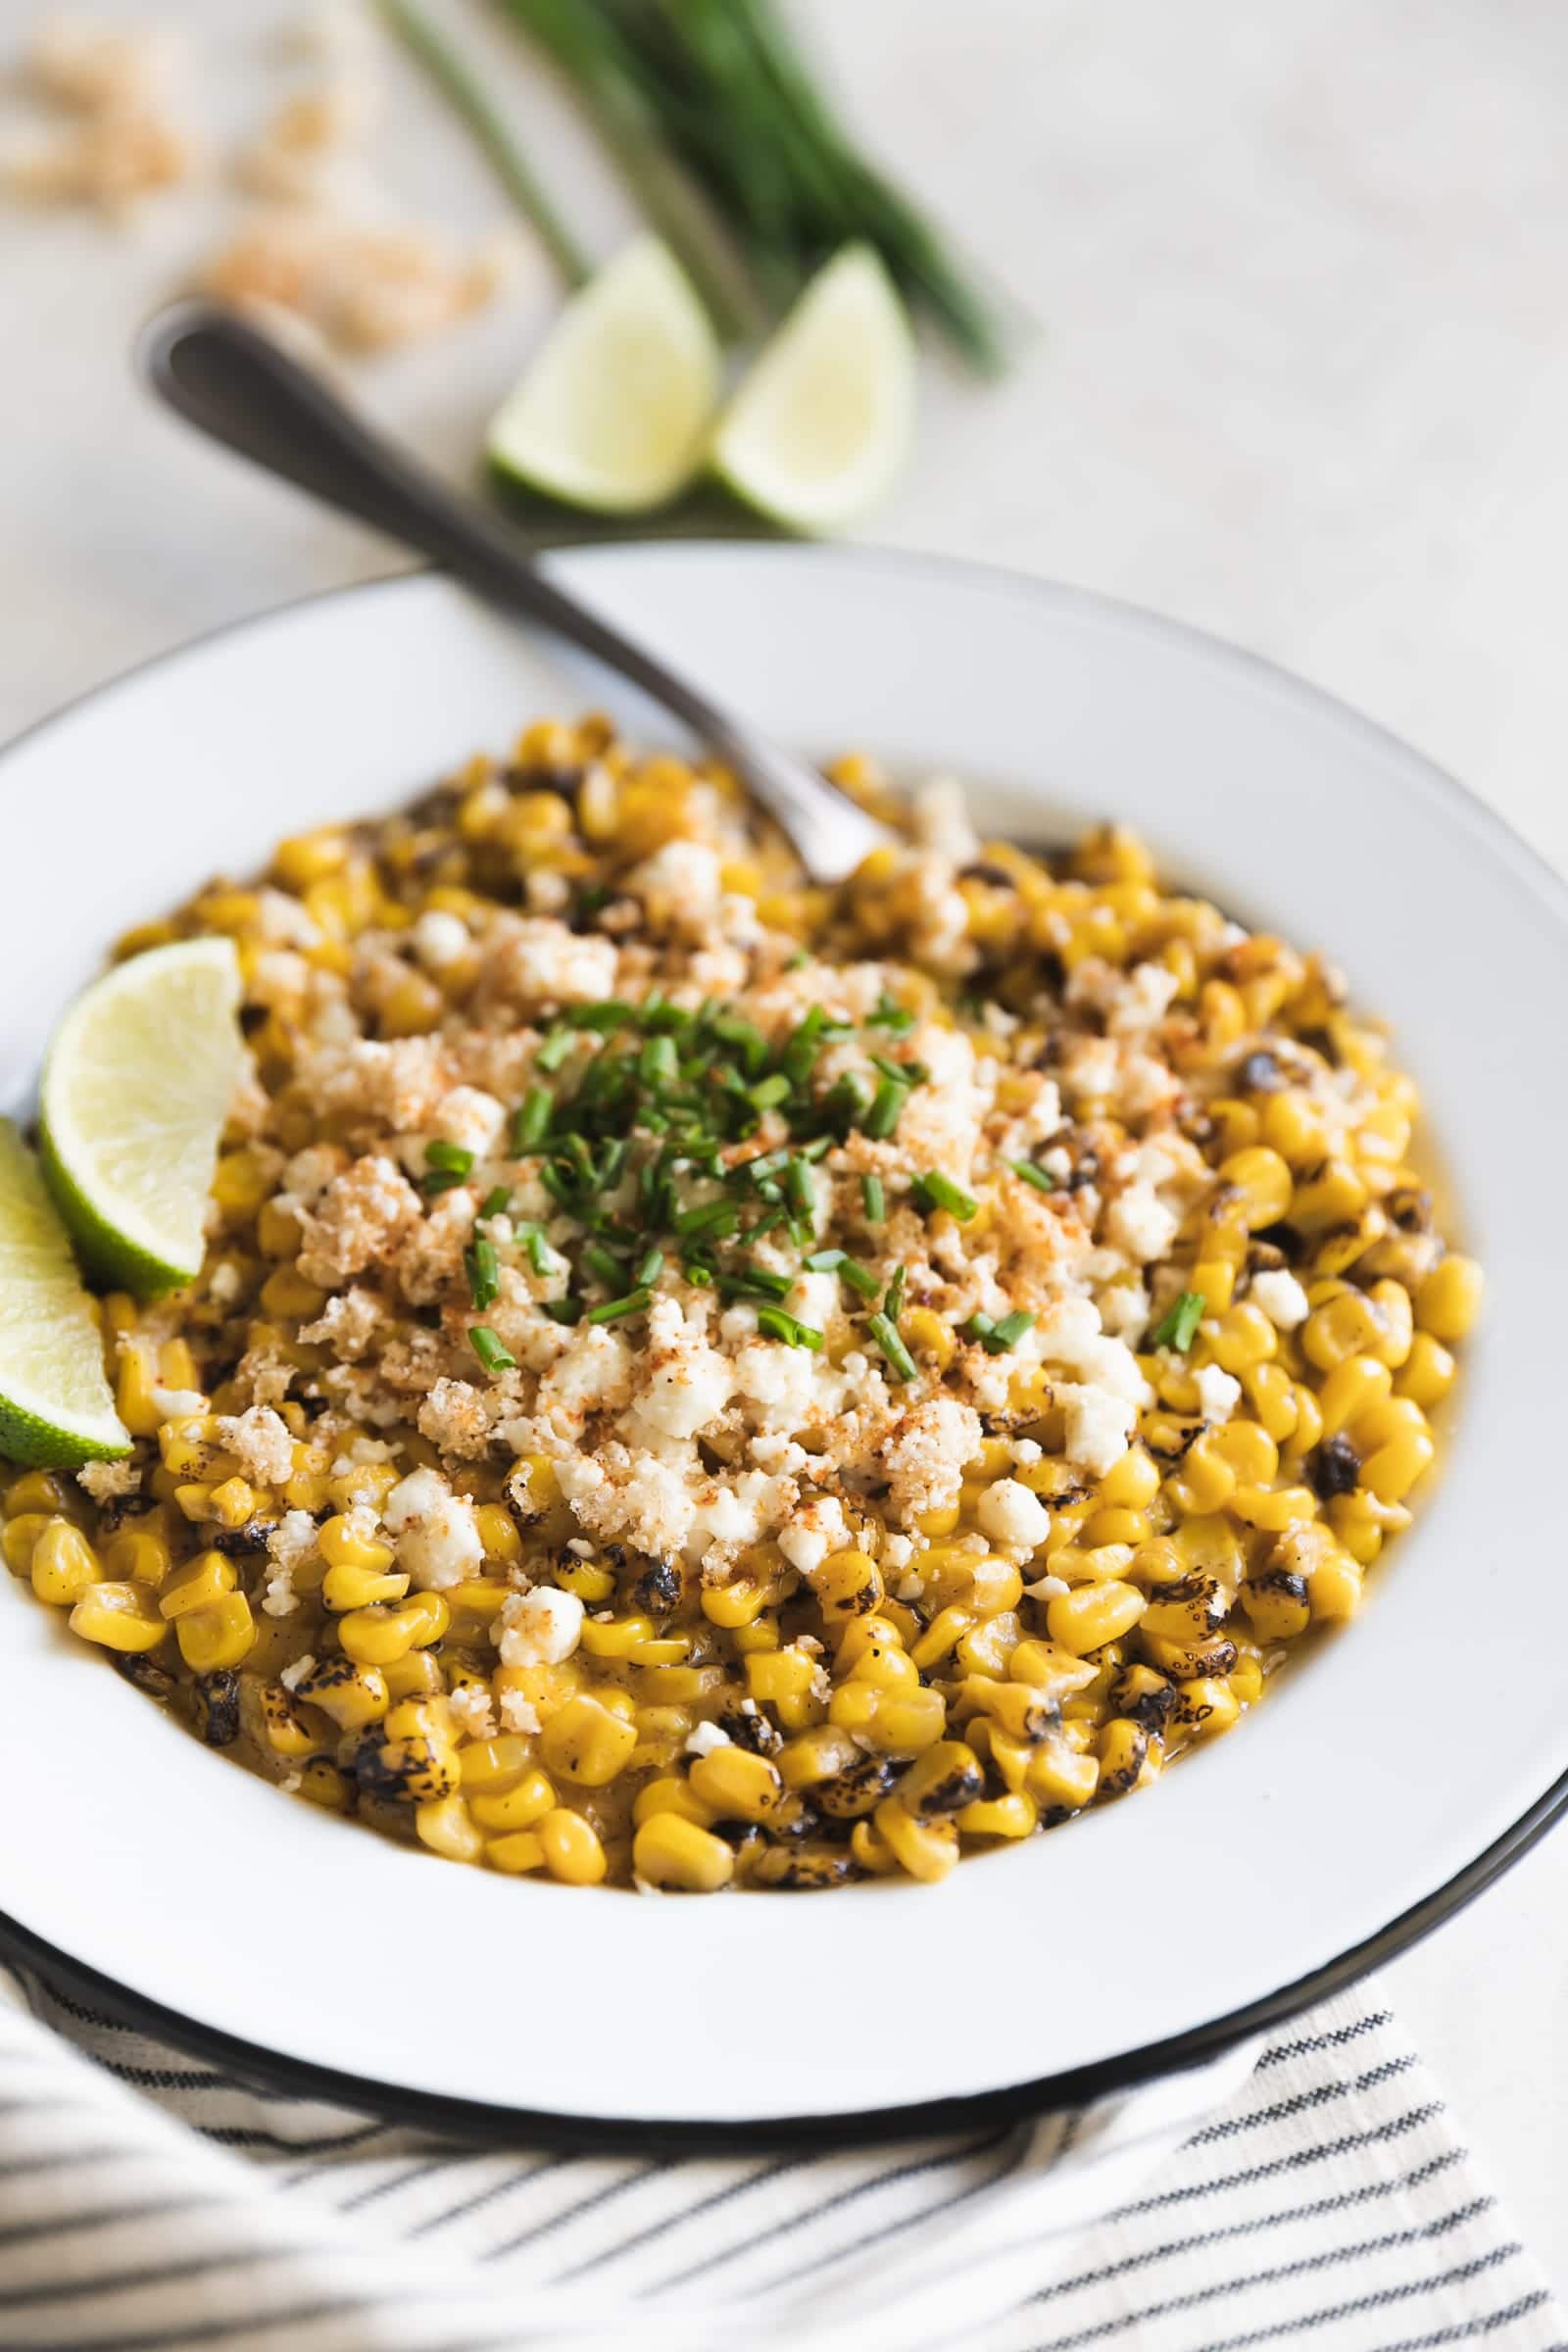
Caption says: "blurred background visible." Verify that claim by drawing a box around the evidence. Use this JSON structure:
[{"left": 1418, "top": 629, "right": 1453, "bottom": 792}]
[{"left": 5, "top": 0, "right": 1568, "bottom": 2285}]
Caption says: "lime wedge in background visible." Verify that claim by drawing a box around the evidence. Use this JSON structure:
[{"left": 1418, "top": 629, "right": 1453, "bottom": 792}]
[
  {"left": 41, "top": 937, "right": 244, "bottom": 1298},
  {"left": 488, "top": 236, "right": 722, "bottom": 513},
  {"left": 710, "top": 245, "right": 916, "bottom": 534},
  {"left": 0, "top": 1121, "right": 128, "bottom": 1467}
]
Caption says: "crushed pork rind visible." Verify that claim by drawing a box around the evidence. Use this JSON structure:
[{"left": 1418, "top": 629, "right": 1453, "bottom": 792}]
[{"left": 6, "top": 718, "right": 1477, "bottom": 1893}]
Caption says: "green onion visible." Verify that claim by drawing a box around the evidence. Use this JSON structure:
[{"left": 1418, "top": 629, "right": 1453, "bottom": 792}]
[
  {"left": 710, "top": 1015, "right": 770, "bottom": 1075},
  {"left": 863, "top": 1077, "right": 908, "bottom": 1140},
  {"left": 515, "top": 1222, "right": 555, "bottom": 1277},
  {"left": 586, "top": 1286, "right": 653, "bottom": 1325},
  {"left": 582, "top": 1242, "right": 627, "bottom": 1290},
  {"left": 424, "top": 1140, "right": 474, "bottom": 1175},
  {"left": 720, "top": 1264, "right": 793, "bottom": 1301},
  {"left": 870, "top": 1053, "right": 926, "bottom": 1087},
  {"left": 785, "top": 1155, "right": 816, "bottom": 1219},
  {"left": 1011, "top": 1159, "right": 1055, "bottom": 1193},
  {"left": 539, "top": 1295, "right": 582, "bottom": 1325},
  {"left": 479, "top": 1185, "right": 513, "bottom": 1220},
  {"left": 802, "top": 1247, "right": 880, "bottom": 1299},
  {"left": 1150, "top": 1291, "right": 1205, "bottom": 1353},
  {"left": 861, "top": 1173, "right": 886, "bottom": 1224},
  {"left": 673, "top": 1200, "right": 739, "bottom": 1240},
  {"left": 911, "top": 1171, "right": 978, "bottom": 1222},
  {"left": 511, "top": 1088, "right": 553, "bottom": 1152},
  {"left": 634, "top": 1247, "right": 665, "bottom": 1286},
  {"left": 868, "top": 993, "right": 915, "bottom": 1034},
  {"left": 465, "top": 1238, "right": 500, "bottom": 1311},
  {"left": 568, "top": 1002, "right": 637, "bottom": 1031},
  {"left": 884, "top": 1263, "right": 906, "bottom": 1321},
  {"left": 748, "top": 1072, "right": 792, "bottom": 1111},
  {"left": 968, "top": 1307, "right": 1034, "bottom": 1354},
  {"left": 757, "top": 1305, "right": 823, "bottom": 1349},
  {"left": 780, "top": 1005, "right": 826, "bottom": 1086},
  {"left": 468, "top": 1324, "right": 516, "bottom": 1374},
  {"left": 421, "top": 1167, "right": 467, "bottom": 1196},
  {"left": 639, "top": 1034, "right": 679, "bottom": 1091},
  {"left": 868, "top": 1312, "right": 916, "bottom": 1382},
  {"left": 535, "top": 1026, "right": 574, "bottom": 1074}
]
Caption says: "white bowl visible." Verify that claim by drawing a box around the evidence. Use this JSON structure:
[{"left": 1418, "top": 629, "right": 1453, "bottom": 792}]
[{"left": 2, "top": 548, "right": 1564, "bottom": 2142}]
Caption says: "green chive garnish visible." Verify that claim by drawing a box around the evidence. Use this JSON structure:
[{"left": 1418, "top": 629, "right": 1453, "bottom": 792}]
[
  {"left": 539, "top": 1296, "right": 582, "bottom": 1325},
  {"left": 535, "top": 1026, "right": 573, "bottom": 1073},
  {"left": 634, "top": 1247, "right": 665, "bottom": 1286},
  {"left": 1011, "top": 1159, "right": 1055, "bottom": 1193},
  {"left": 582, "top": 1242, "right": 627, "bottom": 1290},
  {"left": 511, "top": 1088, "right": 553, "bottom": 1152},
  {"left": 884, "top": 1263, "right": 906, "bottom": 1321},
  {"left": 863, "top": 1078, "right": 908, "bottom": 1140},
  {"left": 803, "top": 1248, "right": 879, "bottom": 1299},
  {"left": 639, "top": 1034, "right": 679, "bottom": 1091},
  {"left": 757, "top": 1305, "right": 823, "bottom": 1349},
  {"left": 868, "top": 1312, "right": 917, "bottom": 1382},
  {"left": 748, "top": 1072, "right": 792, "bottom": 1111},
  {"left": 425, "top": 1140, "right": 474, "bottom": 1174},
  {"left": 586, "top": 1286, "right": 653, "bottom": 1325},
  {"left": 862, "top": 1174, "right": 886, "bottom": 1224},
  {"left": 468, "top": 1324, "right": 515, "bottom": 1373},
  {"left": 780, "top": 1005, "right": 826, "bottom": 1085},
  {"left": 785, "top": 1156, "right": 816, "bottom": 1219},
  {"left": 912, "top": 1171, "right": 978, "bottom": 1222},
  {"left": 465, "top": 1238, "right": 500, "bottom": 1311},
  {"left": 673, "top": 1200, "right": 739, "bottom": 1240},
  {"left": 1150, "top": 1291, "right": 1205, "bottom": 1352},
  {"left": 967, "top": 1307, "right": 1034, "bottom": 1354},
  {"left": 868, "top": 993, "right": 915, "bottom": 1034},
  {"left": 515, "top": 1222, "right": 554, "bottom": 1276},
  {"left": 479, "top": 1185, "right": 512, "bottom": 1220}
]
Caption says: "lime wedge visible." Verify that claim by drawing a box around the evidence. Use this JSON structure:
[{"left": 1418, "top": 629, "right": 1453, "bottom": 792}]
[
  {"left": 487, "top": 236, "right": 721, "bottom": 514},
  {"left": 711, "top": 245, "right": 916, "bottom": 534},
  {"left": 41, "top": 938, "right": 244, "bottom": 1298},
  {"left": 0, "top": 1121, "right": 127, "bottom": 1466}
]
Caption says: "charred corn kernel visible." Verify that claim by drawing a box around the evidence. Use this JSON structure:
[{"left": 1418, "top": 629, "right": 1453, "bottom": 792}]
[
  {"left": 1308, "top": 1550, "right": 1364, "bottom": 1619},
  {"left": 1217, "top": 1147, "right": 1293, "bottom": 1230},
  {"left": 1007, "top": 1639, "right": 1099, "bottom": 1697},
  {"left": 1, "top": 1512, "right": 55, "bottom": 1574},
  {"left": 1205, "top": 1302, "right": 1278, "bottom": 1373},
  {"left": 469, "top": 1771, "right": 556, "bottom": 1833},
  {"left": 689, "top": 1746, "right": 782, "bottom": 1822},
  {"left": 485, "top": 1830, "right": 547, "bottom": 1874},
  {"left": 873, "top": 1796, "right": 958, "bottom": 1883},
  {"left": 846, "top": 1638, "right": 919, "bottom": 1692},
  {"left": 578, "top": 1614, "right": 656, "bottom": 1660},
  {"left": 1141, "top": 1630, "right": 1238, "bottom": 1681},
  {"left": 1173, "top": 1677, "right": 1241, "bottom": 1738},
  {"left": 257, "top": 1200, "right": 302, "bottom": 1258},
  {"left": 473, "top": 1502, "right": 521, "bottom": 1566},
  {"left": 812, "top": 1548, "right": 883, "bottom": 1625},
  {"left": 1165, "top": 1437, "right": 1236, "bottom": 1514},
  {"left": 383, "top": 1649, "right": 443, "bottom": 1700},
  {"left": 701, "top": 1579, "right": 768, "bottom": 1629},
  {"left": 828, "top": 1684, "right": 946, "bottom": 1755},
  {"left": 1317, "top": 1353, "right": 1392, "bottom": 1439},
  {"left": 1301, "top": 1290, "right": 1385, "bottom": 1372},
  {"left": 836, "top": 1614, "right": 907, "bottom": 1670},
  {"left": 955, "top": 1612, "right": 1020, "bottom": 1677},
  {"left": 538, "top": 1809, "right": 607, "bottom": 1886},
  {"left": 1352, "top": 1396, "right": 1430, "bottom": 1448},
  {"left": 114, "top": 1347, "right": 161, "bottom": 1438},
  {"left": 1243, "top": 1361, "right": 1299, "bottom": 1443},
  {"left": 176, "top": 1591, "right": 255, "bottom": 1671},
  {"left": 28, "top": 1520, "right": 101, "bottom": 1607},
  {"left": 1240, "top": 1573, "right": 1310, "bottom": 1642},
  {"left": 905, "top": 1305, "right": 956, "bottom": 1369},
  {"left": 157, "top": 1416, "right": 228, "bottom": 1479},
  {"left": 967, "top": 1557, "right": 1024, "bottom": 1614},
  {"left": 283, "top": 1465, "right": 332, "bottom": 1513},
  {"left": 540, "top": 1696, "right": 638, "bottom": 1787},
  {"left": 322, "top": 1562, "right": 408, "bottom": 1611},
  {"left": 1140, "top": 1581, "right": 1226, "bottom": 1644},
  {"left": 318, "top": 1514, "right": 397, "bottom": 1575},
  {"left": 1230, "top": 1484, "right": 1317, "bottom": 1532},
  {"left": 1190, "top": 1258, "right": 1236, "bottom": 1313},
  {"left": 895, "top": 1740, "right": 984, "bottom": 1819},
  {"left": 259, "top": 1265, "right": 328, "bottom": 1322},
  {"left": 1046, "top": 1580, "right": 1146, "bottom": 1656},
  {"left": 273, "top": 826, "right": 349, "bottom": 887},
  {"left": 416, "top": 1795, "right": 483, "bottom": 1864},
  {"left": 1417, "top": 1253, "right": 1483, "bottom": 1342},
  {"left": 1211, "top": 1422, "right": 1279, "bottom": 1484},
  {"left": 212, "top": 1149, "right": 272, "bottom": 1218},
  {"left": 1397, "top": 1330, "right": 1455, "bottom": 1407},
  {"left": 1229, "top": 1645, "right": 1265, "bottom": 1706},
  {"left": 1099, "top": 1447, "right": 1160, "bottom": 1510},
  {"left": 159, "top": 1552, "right": 236, "bottom": 1618},
  {"left": 458, "top": 1736, "right": 530, "bottom": 1795},
  {"left": 1017, "top": 1738, "right": 1097, "bottom": 1809},
  {"left": 297, "top": 1658, "right": 389, "bottom": 1730},
  {"left": 1363, "top": 1279, "right": 1414, "bottom": 1369},
  {"left": 914, "top": 1499, "right": 962, "bottom": 1539},
  {"left": 6, "top": 1471, "right": 74, "bottom": 1518},
  {"left": 298, "top": 1759, "right": 351, "bottom": 1811},
  {"left": 1359, "top": 1430, "right": 1435, "bottom": 1503},
  {"left": 554, "top": 1558, "right": 617, "bottom": 1604},
  {"left": 778, "top": 1725, "right": 859, "bottom": 1788},
  {"left": 70, "top": 1579, "right": 167, "bottom": 1652},
  {"left": 960, "top": 1677, "right": 1058, "bottom": 1744},
  {"left": 633, "top": 1812, "right": 735, "bottom": 1891},
  {"left": 338, "top": 1603, "right": 417, "bottom": 1665},
  {"left": 956, "top": 1791, "right": 1038, "bottom": 1838},
  {"left": 1096, "top": 1717, "right": 1155, "bottom": 1797},
  {"left": 850, "top": 1816, "right": 900, "bottom": 1875},
  {"left": 1292, "top": 1161, "right": 1367, "bottom": 1233},
  {"left": 208, "top": 1477, "right": 262, "bottom": 1530},
  {"left": 260, "top": 1684, "right": 318, "bottom": 1756},
  {"left": 632, "top": 1777, "right": 716, "bottom": 1830},
  {"left": 443, "top": 1578, "right": 510, "bottom": 1626},
  {"left": 746, "top": 1648, "right": 818, "bottom": 1707},
  {"left": 909, "top": 1604, "right": 977, "bottom": 1672}
]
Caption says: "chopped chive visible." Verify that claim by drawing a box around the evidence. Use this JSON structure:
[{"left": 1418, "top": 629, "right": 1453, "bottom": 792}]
[
  {"left": 720, "top": 1263, "right": 793, "bottom": 1301},
  {"left": 780, "top": 1004, "right": 827, "bottom": 1086},
  {"left": 785, "top": 948, "right": 809, "bottom": 970},
  {"left": 465, "top": 1237, "right": 500, "bottom": 1311},
  {"left": 479, "top": 1185, "right": 512, "bottom": 1220},
  {"left": 825, "top": 1071, "right": 873, "bottom": 1132},
  {"left": 516, "top": 1222, "right": 555, "bottom": 1277},
  {"left": 710, "top": 1015, "right": 770, "bottom": 1076},
  {"left": 803, "top": 1247, "right": 879, "bottom": 1299},
  {"left": 421, "top": 1167, "right": 467, "bottom": 1196},
  {"left": 539, "top": 1296, "right": 582, "bottom": 1325},
  {"left": 683, "top": 1258, "right": 713, "bottom": 1286},
  {"left": 863, "top": 1077, "right": 908, "bottom": 1140},
  {"left": 535, "top": 1025, "right": 574, "bottom": 1073},
  {"left": 511, "top": 1088, "right": 553, "bottom": 1152},
  {"left": 861, "top": 1173, "right": 886, "bottom": 1224},
  {"left": 870, "top": 1053, "right": 926, "bottom": 1087},
  {"left": 868, "top": 1312, "right": 917, "bottom": 1382},
  {"left": 468, "top": 1324, "right": 515, "bottom": 1373},
  {"left": 785, "top": 1155, "right": 816, "bottom": 1219},
  {"left": 568, "top": 1002, "right": 636, "bottom": 1031},
  {"left": 673, "top": 1200, "right": 740, "bottom": 1240},
  {"left": 749, "top": 1072, "right": 792, "bottom": 1110},
  {"left": 868, "top": 992, "right": 915, "bottom": 1034},
  {"left": 424, "top": 1140, "right": 475, "bottom": 1174},
  {"left": 799, "top": 1135, "right": 834, "bottom": 1162},
  {"left": 585, "top": 1286, "right": 653, "bottom": 1325},
  {"left": 972, "top": 1308, "right": 1034, "bottom": 1354},
  {"left": 1011, "top": 1159, "right": 1056, "bottom": 1193},
  {"left": 634, "top": 1247, "right": 665, "bottom": 1286},
  {"left": 639, "top": 1034, "right": 679, "bottom": 1090},
  {"left": 757, "top": 1305, "right": 824, "bottom": 1349},
  {"left": 912, "top": 1171, "right": 979, "bottom": 1222},
  {"left": 884, "top": 1263, "right": 906, "bottom": 1321},
  {"left": 582, "top": 1242, "right": 627, "bottom": 1289},
  {"left": 1150, "top": 1290, "right": 1205, "bottom": 1352}
]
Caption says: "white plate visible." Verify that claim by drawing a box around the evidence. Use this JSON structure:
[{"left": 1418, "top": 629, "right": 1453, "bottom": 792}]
[{"left": 2, "top": 548, "right": 1565, "bottom": 2140}]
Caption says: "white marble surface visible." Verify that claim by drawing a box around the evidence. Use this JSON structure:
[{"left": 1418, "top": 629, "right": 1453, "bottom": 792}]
[{"left": 4, "top": 0, "right": 1567, "bottom": 2296}]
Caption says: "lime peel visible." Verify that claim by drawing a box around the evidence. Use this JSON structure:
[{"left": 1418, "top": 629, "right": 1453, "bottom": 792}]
[
  {"left": 0, "top": 1120, "right": 128, "bottom": 1467},
  {"left": 41, "top": 937, "right": 244, "bottom": 1298}
]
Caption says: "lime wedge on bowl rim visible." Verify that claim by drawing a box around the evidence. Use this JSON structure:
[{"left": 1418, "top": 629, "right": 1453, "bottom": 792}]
[
  {"left": 0, "top": 1121, "right": 127, "bottom": 1467},
  {"left": 710, "top": 244, "right": 916, "bottom": 535},
  {"left": 41, "top": 936, "right": 244, "bottom": 1298},
  {"left": 488, "top": 235, "right": 722, "bottom": 514}
]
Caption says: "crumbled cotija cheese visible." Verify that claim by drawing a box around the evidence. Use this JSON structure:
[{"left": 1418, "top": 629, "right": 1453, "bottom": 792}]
[
  {"left": 496, "top": 1585, "right": 584, "bottom": 1667},
  {"left": 1251, "top": 1268, "right": 1310, "bottom": 1330},
  {"left": 383, "top": 1468, "right": 482, "bottom": 1589}
]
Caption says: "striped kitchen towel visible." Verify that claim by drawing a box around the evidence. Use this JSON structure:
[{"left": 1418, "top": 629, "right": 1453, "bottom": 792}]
[{"left": 0, "top": 1968, "right": 1560, "bottom": 2352}]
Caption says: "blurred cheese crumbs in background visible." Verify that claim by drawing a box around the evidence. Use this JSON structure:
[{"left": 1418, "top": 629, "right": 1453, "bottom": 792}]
[{"left": 2, "top": 2, "right": 1010, "bottom": 519}]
